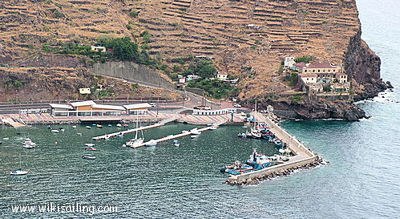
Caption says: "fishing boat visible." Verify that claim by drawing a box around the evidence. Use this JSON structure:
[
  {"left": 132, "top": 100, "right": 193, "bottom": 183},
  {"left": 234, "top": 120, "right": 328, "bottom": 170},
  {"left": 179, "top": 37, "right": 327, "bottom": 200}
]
[
  {"left": 82, "top": 155, "right": 96, "bottom": 160},
  {"left": 96, "top": 124, "right": 103, "bottom": 128},
  {"left": 173, "top": 140, "right": 180, "bottom": 147},
  {"left": 221, "top": 149, "right": 275, "bottom": 175},
  {"left": 51, "top": 129, "right": 59, "bottom": 133},
  {"left": 145, "top": 139, "right": 157, "bottom": 147},
  {"left": 23, "top": 138, "right": 36, "bottom": 149},
  {"left": 116, "top": 124, "right": 122, "bottom": 127}
]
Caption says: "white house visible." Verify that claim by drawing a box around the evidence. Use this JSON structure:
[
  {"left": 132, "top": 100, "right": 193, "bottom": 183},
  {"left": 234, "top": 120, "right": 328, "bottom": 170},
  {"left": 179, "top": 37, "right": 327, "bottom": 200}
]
[
  {"left": 216, "top": 73, "right": 228, "bottom": 81},
  {"left": 178, "top": 77, "right": 186, "bottom": 84},
  {"left": 284, "top": 57, "right": 296, "bottom": 68},
  {"left": 300, "top": 73, "right": 318, "bottom": 84},
  {"left": 91, "top": 46, "right": 106, "bottom": 53},
  {"left": 186, "top": 74, "right": 201, "bottom": 81}
]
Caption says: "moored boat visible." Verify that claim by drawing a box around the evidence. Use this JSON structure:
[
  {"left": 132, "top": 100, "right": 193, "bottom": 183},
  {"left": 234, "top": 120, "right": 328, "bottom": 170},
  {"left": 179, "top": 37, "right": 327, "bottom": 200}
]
[
  {"left": 10, "top": 169, "right": 28, "bottom": 176},
  {"left": 82, "top": 155, "right": 96, "bottom": 160}
]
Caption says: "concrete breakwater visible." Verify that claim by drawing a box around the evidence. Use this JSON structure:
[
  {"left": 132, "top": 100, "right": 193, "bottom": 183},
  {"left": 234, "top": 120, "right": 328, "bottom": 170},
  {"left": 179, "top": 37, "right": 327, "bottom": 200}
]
[{"left": 226, "top": 156, "right": 324, "bottom": 185}]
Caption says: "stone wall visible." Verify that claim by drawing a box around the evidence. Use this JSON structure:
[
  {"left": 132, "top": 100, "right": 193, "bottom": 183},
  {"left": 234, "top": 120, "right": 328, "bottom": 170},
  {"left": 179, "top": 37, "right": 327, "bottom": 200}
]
[{"left": 91, "top": 62, "right": 175, "bottom": 90}]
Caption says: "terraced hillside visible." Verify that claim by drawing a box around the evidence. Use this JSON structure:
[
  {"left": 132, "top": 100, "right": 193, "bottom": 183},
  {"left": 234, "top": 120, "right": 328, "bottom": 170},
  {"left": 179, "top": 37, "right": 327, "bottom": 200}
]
[{"left": 0, "top": 0, "right": 385, "bottom": 102}]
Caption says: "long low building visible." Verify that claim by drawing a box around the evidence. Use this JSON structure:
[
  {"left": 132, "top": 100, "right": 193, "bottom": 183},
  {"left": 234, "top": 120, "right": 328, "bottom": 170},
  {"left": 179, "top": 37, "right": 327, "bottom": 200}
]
[{"left": 50, "top": 101, "right": 152, "bottom": 117}]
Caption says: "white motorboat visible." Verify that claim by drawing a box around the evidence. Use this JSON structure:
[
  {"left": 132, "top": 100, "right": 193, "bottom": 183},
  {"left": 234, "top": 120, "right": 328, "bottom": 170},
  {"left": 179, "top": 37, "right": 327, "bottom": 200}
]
[
  {"left": 96, "top": 124, "right": 103, "bottom": 128},
  {"left": 190, "top": 128, "right": 201, "bottom": 135},
  {"left": 173, "top": 140, "right": 180, "bottom": 147},
  {"left": 86, "top": 126, "right": 91, "bottom": 129},
  {"left": 85, "top": 143, "right": 95, "bottom": 147},
  {"left": 10, "top": 169, "right": 28, "bottom": 176},
  {"left": 51, "top": 129, "right": 59, "bottom": 133},
  {"left": 72, "top": 125, "right": 77, "bottom": 129},
  {"left": 23, "top": 138, "right": 36, "bottom": 149},
  {"left": 210, "top": 125, "right": 218, "bottom": 130},
  {"left": 145, "top": 139, "right": 157, "bottom": 147},
  {"left": 116, "top": 124, "right": 122, "bottom": 127}
]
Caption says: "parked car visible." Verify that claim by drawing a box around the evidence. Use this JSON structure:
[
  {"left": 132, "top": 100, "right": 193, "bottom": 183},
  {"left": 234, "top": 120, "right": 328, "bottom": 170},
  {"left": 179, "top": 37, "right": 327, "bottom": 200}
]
[{"left": 149, "top": 103, "right": 156, "bottom": 107}]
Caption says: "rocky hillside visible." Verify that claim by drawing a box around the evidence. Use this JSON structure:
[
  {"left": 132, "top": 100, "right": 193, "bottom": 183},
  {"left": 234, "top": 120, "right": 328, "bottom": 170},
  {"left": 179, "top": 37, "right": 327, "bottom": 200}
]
[{"left": 0, "top": 0, "right": 389, "bottom": 118}]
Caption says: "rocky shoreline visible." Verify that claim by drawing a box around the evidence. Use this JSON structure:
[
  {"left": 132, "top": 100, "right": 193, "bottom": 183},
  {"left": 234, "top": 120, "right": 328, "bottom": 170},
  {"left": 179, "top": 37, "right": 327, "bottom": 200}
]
[{"left": 226, "top": 156, "right": 325, "bottom": 186}]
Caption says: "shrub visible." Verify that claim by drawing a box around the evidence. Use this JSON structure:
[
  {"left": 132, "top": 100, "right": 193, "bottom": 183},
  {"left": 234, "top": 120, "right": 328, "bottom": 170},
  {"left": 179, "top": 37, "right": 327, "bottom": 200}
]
[
  {"left": 295, "top": 55, "right": 314, "bottom": 63},
  {"left": 129, "top": 10, "right": 139, "bottom": 18}
]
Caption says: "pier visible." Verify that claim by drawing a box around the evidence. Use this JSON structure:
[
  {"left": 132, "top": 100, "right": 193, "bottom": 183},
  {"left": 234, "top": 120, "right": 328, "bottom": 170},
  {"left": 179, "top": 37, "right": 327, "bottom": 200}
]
[
  {"left": 92, "top": 117, "right": 178, "bottom": 140},
  {"left": 129, "top": 121, "right": 226, "bottom": 148},
  {"left": 226, "top": 112, "right": 321, "bottom": 185}
]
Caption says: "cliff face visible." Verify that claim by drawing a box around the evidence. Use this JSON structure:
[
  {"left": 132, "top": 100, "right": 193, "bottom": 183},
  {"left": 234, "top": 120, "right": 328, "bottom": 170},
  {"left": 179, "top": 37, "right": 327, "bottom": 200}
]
[{"left": 344, "top": 30, "right": 389, "bottom": 100}]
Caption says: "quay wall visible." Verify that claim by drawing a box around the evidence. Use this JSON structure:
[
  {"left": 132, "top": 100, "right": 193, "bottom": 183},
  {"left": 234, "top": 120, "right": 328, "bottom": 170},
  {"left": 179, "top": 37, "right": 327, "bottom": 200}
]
[
  {"left": 227, "top": 156, "right": 320, "bottom": 185},
  {"left": 91, "top": 61, "right": 175, "bottom": 90}
]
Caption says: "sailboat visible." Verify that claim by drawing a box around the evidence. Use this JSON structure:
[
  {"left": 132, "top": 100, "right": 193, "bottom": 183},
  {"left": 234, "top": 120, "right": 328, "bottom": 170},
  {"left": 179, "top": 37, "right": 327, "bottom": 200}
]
[
  {"left": 126, "top": 115, "right": 144, "bottom": 148},
  {"left": 10, "top": 154, "right": 28, "bottom": 176}
]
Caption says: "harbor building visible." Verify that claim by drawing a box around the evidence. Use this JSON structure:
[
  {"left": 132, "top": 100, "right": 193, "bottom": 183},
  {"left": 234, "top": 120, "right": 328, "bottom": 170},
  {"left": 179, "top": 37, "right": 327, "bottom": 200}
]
[
  {"left": 50, "top": 101, "right": 126, "bottom": 116},
  {"left": 123, "top": 103, "right": 152, "bottom": 115}
]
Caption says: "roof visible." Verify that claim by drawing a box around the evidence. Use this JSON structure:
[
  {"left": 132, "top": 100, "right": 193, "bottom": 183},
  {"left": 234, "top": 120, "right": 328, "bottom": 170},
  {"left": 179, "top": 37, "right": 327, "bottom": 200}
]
[
  {"left": 123, "top": 103, "right": 152, "bottom": 110},
  {"left": 49, "top": 104, "right": 73, "bottom": 109},
  {"left": 300, "top": 73, "right": 318, "bottom": 78},
  {"left": 294, "top": 62, "right": 307, "bottom": 69},
  {"left": 92, "top": 104, "right": 125, "bottom": 111},
  {"left": 305, "top": 61, "right": 338, "bottom": 69},
  {"left": 70, "top": 101, "right": 96, "bottom": 107}
]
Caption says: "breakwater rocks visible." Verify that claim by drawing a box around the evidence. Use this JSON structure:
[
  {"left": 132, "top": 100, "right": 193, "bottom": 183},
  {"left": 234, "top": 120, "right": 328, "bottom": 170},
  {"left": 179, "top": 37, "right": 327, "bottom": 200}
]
[{"left": 226, "top": 156, "right": 325, "bottom": 186}]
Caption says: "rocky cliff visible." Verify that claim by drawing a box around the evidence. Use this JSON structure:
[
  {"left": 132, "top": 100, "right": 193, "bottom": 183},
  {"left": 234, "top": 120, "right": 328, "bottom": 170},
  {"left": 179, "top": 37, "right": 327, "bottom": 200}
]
[{"left": 0, "top": 0, "right": 389, "bottom": 119}]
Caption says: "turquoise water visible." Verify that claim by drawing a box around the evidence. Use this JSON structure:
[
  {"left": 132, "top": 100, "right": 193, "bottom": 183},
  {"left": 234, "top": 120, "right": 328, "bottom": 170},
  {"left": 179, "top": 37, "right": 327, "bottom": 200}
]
[{"left": 1, "top": 0, "right": 400, "bottom": 218}]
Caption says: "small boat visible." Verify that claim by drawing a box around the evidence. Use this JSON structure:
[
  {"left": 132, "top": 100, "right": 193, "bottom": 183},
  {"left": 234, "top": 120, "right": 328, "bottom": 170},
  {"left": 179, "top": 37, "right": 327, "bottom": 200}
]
[
  {"left": 209, "top": 125, "right": 218, "bottom": 130},
  {"left": 85, "top": 143, "right": 95, "bottom": 147},
  {"left": 3, "top": 137, "right": 10, "bottom": 140},
  {"left": 96, "top": 124, "right": 103, "bottom": 128},
  {"left": 116, "top": 124, "right": 122, "bottom": 127},
  {"left": 173, "top": 140, "right": 180, "bottom": 147},
  {"left": 126, "top": 138, "right": 144, "bottom": 148},
  {"left": 10, "top": 169, "right": 28, "bottom": 176},
  {"left": 23, "top": 138, "right": 36, "bottom": 149},
  {"left": 145, "top": 139, "right": 157, "bottom": 147},
  {"left": 191, "top": 135, "right": 199, "bottom": 139},
  {"left": 86, "top": 126, "right": 91, "bottom": 129},
  {"left": 123, "top": 124, "right": 129, "bottom": 127},
  {"left": 82, "top": 155, "right": 96, "bottom": 160},
  {"left": 72, "top": 125, "right": 77, "bottom": 129},
  {"left": 122, "top": 144, "right": 126, "bottom": 147},
  {"left": 85, "top": 147, "right": 97, "bottom": 151},
  {"left": 77, "top": 133, "right": 82, "bottom": 136},
  {"left": 60, "top": 128, "right": 65, "bottom": 132},
  {"left": 51, "top": 129, "right": 59, "bottom": 133},
  {"left": 190, "top": 128, "right": 201, "bottom": 135},
  {"left": 0, "top": 141, "right": 2, "bottom": 144},
  {"left": 182, "top": 130, "right": 190, "bottom": 134}
]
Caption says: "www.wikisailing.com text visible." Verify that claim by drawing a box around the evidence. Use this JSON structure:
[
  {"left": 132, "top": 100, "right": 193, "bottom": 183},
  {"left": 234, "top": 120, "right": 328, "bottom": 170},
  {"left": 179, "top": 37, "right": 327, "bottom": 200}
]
[{"left": 10, "top": 202, "right": 118, "bottom": 215}]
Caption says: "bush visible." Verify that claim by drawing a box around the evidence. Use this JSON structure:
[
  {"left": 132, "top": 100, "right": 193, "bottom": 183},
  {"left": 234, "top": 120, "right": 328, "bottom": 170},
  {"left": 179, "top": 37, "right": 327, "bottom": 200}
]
[
  {"left": 286, "top": 73, "right": 298, "bottom": 87},
  {"left": 295, "top": 55, "right": 314, "bottom": 63},
  {"left": 129, "top": 10, "right": 139, "bottom": 18},
  {"left": 187, "top": 79, "right": 238, "bottom": 99},
  {"left": 98, "top": 37, "right": 139, "bottom": 61},
  {"left": 291, "top": 94, "right": 303, "bottom": 103},
  {"left": 183, "top": 59, "right": 217, "bottom": 79}
]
